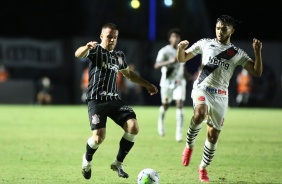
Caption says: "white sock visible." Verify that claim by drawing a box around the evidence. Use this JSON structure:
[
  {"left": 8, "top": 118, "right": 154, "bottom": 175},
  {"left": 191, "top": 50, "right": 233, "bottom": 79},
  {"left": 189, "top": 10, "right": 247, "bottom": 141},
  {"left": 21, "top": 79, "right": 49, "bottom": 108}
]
[
  {"left": 158, "top": 106, "right": 166, "bottom": 135},
  {"left": 176, "top": 108, "right": 184, "bottom": 139},
  {"left": 87, "top": 137, "right": 99, "bottom": 149}
]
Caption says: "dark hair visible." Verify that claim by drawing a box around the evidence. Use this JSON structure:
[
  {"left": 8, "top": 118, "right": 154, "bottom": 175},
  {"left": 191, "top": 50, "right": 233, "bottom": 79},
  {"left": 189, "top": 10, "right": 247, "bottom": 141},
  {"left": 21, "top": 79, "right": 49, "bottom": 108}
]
[
  {"left": 216, "top": 15, "right": 238, "bottom": 27},
  {"left": 167, "top": 28, "right": 181, "bottom": 39},
  {"left": 101, "top": 23, "right": 119, "bottom": 31}
]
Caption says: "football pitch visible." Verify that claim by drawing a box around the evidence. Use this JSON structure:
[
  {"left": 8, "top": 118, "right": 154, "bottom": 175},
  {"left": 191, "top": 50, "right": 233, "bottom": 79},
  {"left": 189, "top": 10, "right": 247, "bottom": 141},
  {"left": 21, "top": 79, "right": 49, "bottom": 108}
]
[{"left": 0, "top": 105, "right": 281, "bottom": 184}]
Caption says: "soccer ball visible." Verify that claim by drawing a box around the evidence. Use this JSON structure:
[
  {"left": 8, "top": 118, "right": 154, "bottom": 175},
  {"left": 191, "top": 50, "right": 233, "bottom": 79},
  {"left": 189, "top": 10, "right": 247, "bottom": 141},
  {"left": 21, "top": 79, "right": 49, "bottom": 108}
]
[{"left": 137, "top": 168, "right": 160, "bottom": 184}]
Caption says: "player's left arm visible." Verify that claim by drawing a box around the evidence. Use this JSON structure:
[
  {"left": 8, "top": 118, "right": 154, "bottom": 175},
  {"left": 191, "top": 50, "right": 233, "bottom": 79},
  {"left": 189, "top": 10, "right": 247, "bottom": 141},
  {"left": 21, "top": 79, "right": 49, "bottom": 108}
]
[
  {"left": 244, "top": 38, "right": 263, "bottom": 77},
  {"left": 120, "top": 68, "right": 158, "bottom": 95}
]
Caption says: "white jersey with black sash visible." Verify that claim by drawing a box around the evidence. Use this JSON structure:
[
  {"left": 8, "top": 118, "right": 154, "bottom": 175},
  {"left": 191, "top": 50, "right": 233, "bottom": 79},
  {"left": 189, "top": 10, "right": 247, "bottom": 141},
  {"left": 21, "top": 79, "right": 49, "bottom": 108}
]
[
  {"left": 84, "top": 44, "right": 128, "bottom": 101},
  {"left": 187, "top": 38, "right": 251, "bottom": 92},
  {"left": 156, "top": 44, "right": 185, "bottom": 87}
]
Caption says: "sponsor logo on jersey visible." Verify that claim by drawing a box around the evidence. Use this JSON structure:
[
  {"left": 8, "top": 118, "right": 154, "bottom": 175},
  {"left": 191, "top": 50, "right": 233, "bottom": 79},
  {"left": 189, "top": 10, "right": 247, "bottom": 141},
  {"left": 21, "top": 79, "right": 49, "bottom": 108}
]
[
  {"left": 119, "top": 105, "right": 133, "bottom": 112},
  {"left": 102, "top": 62, "right": 119, "bottom": 72},
  {"left": 206, "top": 86, "right": 227, "bottom": 95},
  {"left": 208, "top": 56, "right": 230, "bottom": 70},
  {"left": 99, "top": 91, "right": 118, "bottom": 97},
  {"left": 91, "top": 114, "right": 100, "bottom": 125}
]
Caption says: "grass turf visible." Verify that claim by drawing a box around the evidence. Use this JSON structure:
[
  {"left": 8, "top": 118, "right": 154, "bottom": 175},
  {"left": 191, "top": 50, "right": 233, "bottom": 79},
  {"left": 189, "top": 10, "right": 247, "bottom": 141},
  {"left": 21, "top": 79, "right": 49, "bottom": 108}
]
[{"left": 0, "top": 105, "right": 281, "bottom": 184}]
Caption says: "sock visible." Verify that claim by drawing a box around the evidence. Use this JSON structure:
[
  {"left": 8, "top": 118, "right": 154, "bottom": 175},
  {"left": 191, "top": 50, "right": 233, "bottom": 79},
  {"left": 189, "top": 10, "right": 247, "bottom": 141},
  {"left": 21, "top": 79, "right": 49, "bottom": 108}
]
[
  {"left": 85, "top": 137, "right": 99, "bottom": 161},
  {"left": 199, "top": 139, "right": 217, "bottom": 169},
  {"left": 176, "top": 108, "right": 184, "bottom": 135},
  {"left": 158, "top": 106, "right": 166, "bottom": 135},
  {"left": 158, "top": 106, "right": 166, "bottom": 125},
  {"left": 116, "top": 132, "right": 136, "bottom": 162},
  {"left": 186, "top": 118, "right": 202, "bottom": 148}
]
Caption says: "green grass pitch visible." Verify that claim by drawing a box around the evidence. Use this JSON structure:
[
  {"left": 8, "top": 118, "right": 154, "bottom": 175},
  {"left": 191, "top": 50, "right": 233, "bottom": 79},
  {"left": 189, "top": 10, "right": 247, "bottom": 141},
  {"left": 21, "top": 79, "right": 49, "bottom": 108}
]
[{"left": 0, "top": 105, "right": 281, "bottom": 184}]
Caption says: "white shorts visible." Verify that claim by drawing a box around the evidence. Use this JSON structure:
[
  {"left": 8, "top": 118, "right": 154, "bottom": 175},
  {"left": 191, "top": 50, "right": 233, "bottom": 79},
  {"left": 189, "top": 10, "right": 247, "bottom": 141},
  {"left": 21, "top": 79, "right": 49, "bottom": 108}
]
[
  {"left": 160, "top": 79, "right": 186, "bottom": 104},
  {"left": 191, "top": 86, "right": 228, "bottom": 130}
]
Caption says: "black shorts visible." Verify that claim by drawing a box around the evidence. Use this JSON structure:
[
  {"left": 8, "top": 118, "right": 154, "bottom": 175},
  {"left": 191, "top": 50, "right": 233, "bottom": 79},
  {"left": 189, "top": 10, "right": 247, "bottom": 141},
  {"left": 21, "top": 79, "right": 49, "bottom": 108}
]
[{"left": 87, "top": 99, "right": 137, "bottom": 130}]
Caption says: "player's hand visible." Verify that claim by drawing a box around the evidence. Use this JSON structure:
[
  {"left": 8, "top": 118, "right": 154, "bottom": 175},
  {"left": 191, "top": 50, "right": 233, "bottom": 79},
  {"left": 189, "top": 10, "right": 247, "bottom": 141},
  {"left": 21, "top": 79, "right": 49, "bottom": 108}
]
[
  {"left": 146, "top": 84, "right": 158, "bottom": 96},
  {"left": 178, "top": 40, "right": 189, "bottom": 50},
  {"left": 86, "top": 41, "right": 98, "bottom": 50},
  {"left": 252, "top": 38, "right": 262, "bottom": 52}
]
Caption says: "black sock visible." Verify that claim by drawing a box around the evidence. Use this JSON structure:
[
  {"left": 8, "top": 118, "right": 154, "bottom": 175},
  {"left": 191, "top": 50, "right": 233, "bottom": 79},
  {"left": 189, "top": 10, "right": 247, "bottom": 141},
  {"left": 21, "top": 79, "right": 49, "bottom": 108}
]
[
  {"left": 86, "top": 144, "right": 98, "bottom": 161},
  {"left": 116, "top": 137, "right": 134, "bottom": 162}
]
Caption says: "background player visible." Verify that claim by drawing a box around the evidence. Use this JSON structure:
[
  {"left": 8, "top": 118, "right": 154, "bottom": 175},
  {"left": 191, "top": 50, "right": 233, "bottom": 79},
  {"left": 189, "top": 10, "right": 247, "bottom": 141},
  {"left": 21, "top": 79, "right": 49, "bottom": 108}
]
[{"left": 154, "top": 28, "right": 192, "bottom": 142}]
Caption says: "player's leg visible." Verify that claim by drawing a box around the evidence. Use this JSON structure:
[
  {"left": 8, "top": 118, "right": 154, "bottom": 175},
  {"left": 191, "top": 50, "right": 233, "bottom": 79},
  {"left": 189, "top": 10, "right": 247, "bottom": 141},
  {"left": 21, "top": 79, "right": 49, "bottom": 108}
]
[
  {"left": 110, "top": 100, "right": 137, "bottom": 178},
  {"left": 158, "top": 87, "right": 172, "bottom": 136},
  {"left": 173, "top": 80, "right": 186, "bottom": 142},
  {"left": 198, "top": 96, "right": 227, "bottom": 182},
  {"left": 182, "top": 89, "right": 209, "bottom": 166},
  {"left": 175, "top": 99, "right": 184, "bottom": 142},
  {"left": 198, "top": 125, "right": 220, "bottom": 182},
  {"left": 82, "top": 100, "right": 107, "bottom": 180}
]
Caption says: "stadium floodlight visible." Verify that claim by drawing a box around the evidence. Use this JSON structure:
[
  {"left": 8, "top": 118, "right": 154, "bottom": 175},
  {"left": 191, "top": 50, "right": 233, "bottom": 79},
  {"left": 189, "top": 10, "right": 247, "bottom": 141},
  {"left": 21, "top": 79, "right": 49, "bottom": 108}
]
[
  {"left": 164, "top": 0, "right": 173, "bottom": 7},
  {"left": 131, "top": 0, "right": 140, "bottom": 9}
]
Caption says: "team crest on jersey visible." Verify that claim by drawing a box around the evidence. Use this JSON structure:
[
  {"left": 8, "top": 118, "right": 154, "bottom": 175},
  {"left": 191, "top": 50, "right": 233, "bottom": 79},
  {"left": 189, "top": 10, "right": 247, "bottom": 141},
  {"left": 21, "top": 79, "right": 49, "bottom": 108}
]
[
  {"left": 91, "top": 114, "right": 100, "bottom": 125},
  {"left": 198, "top": 96, "right": 205, "bottom": 101},
  {"left": 226, "top": 49, "right": 235, "bottom": 57},
  {"left": 117, "top": 56, "right": 123, "bottom": 65}
]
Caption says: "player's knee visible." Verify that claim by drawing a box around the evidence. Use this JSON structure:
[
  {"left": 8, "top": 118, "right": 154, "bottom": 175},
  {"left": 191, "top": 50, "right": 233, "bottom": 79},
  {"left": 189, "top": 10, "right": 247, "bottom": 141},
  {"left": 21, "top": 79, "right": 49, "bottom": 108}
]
[
  {"left": 124, "top": 119, "right": 139, "bottom": 134},
  {"left": 207, "top": 134, "right": 219, "bottom": 144},
  {"left": 92, "top": 131, "right": 106, "bottom": 144},
  {"left": 194, "top": 105, "right": 208, "bottom": 123},
  {"left": 207, "top": 127, "right": 220, "bottom": 144},
  {"left": 175, "top": 100, "right": 183, "bottom": 108},
  {"left": 93, "top": 135, "right": 105, "bottom": 144},
  {"left": 193, "top": 113, "right": 206, "bottom": 124}
]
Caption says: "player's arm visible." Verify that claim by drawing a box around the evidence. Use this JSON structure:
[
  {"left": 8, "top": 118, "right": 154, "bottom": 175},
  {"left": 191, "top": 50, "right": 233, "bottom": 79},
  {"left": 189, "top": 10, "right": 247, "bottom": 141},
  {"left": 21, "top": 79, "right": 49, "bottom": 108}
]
[
  {"left": 177, "top": 40, "right": 195, "bottom": 62},
  {"left": 244, "top": 38, "right": 263, "bottom": 77},
  {"left": 75, "top": 41, "right": 98, "bottom": 58},
  {"left": 120, "top": 68, "right": 158, "bottom": 95},
  {"left": 154, "top": 58, "right": 177, "bottom": 69}
]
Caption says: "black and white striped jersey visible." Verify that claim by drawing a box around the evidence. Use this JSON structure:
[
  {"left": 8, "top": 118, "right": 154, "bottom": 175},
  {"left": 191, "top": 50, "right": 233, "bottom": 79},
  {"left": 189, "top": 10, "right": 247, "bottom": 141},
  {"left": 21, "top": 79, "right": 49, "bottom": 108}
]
[{"left": 84, "top": 44, "right": 128, "bottom": 101}]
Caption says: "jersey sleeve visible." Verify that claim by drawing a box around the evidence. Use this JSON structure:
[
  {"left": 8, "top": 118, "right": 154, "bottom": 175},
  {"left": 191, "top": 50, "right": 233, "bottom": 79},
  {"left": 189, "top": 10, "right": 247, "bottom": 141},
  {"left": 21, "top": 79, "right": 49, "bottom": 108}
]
[
  {"left": 238, "top": 49, "right": 252, "bottom": 67},
  {"left": 86, "top": 46, "right": 98, "bottom": 59},
  {"left": 186, "top": 39, "right": 205, "bottom": 56},
  {"left": 156, "top": 47, "right": 165, "bottom": 63}
]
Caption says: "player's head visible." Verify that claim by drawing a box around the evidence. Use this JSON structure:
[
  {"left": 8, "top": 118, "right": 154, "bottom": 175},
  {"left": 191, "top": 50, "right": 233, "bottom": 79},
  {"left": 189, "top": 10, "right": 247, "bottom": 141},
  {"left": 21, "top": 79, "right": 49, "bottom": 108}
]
[
  {"left": 100, "top": 23, "right": 119, "bottom": 51},
  {"left": 215, "top": 15, "right": 236, "bottom": 44},
  {"left": 167, "top": 28, "right": 181, "bottom": 47}
]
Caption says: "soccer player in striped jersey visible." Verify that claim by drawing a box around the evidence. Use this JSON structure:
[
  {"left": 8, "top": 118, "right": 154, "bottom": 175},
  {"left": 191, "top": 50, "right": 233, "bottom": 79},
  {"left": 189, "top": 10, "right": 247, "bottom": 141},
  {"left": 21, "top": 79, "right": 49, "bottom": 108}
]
[
  {"left": 177, "top": 15, "right": 263, "bottom": 182},
  {"left": 75, "top": 23, "right": 158, "bottom": 180}
]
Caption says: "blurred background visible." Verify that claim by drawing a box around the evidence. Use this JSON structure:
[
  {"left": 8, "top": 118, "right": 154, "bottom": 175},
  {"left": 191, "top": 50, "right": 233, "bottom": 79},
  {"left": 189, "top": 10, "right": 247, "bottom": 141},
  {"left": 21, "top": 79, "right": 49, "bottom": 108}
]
[{"left": 0, "top": 0, "right": 281, "bottom": 107}]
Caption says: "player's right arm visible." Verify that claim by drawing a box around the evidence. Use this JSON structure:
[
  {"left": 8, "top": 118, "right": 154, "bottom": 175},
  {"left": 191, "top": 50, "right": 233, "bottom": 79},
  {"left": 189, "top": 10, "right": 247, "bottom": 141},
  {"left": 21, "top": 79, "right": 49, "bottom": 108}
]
[
  {"left": 177, "top": 40, "right": 195, "bottom": 62},
  {"left": 75, "top": 41, "right": 98, "bottom": 58}
]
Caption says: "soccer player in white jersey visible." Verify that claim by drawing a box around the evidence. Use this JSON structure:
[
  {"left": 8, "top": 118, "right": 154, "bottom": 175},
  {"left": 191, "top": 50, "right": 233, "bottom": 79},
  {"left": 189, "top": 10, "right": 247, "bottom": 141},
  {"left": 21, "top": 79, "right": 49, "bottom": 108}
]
[
  {"left": 177, "top": 15, "right": 263, "bottom": 182},
  {"left": 154, "top": 28, "right": 192, "bottom": 142}
]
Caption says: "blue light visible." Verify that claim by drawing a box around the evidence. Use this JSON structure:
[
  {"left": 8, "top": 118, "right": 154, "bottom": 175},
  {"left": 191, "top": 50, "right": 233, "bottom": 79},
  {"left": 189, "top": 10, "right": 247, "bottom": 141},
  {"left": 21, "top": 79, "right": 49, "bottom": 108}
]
[{"left": 149, "top": 0, "right": 156, "bottom": 41}]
